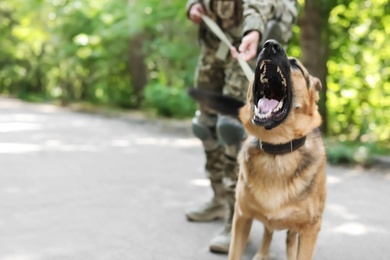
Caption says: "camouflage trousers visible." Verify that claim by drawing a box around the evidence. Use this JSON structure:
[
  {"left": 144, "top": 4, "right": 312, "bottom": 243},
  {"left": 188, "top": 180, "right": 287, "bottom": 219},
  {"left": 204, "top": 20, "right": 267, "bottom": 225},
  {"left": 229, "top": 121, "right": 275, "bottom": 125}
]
[
  {"left": 195, "top": 40, "right": 251, "bottom": 103},
  {"left": 194, "top": 40, "right": 255, "bottom": 199}
]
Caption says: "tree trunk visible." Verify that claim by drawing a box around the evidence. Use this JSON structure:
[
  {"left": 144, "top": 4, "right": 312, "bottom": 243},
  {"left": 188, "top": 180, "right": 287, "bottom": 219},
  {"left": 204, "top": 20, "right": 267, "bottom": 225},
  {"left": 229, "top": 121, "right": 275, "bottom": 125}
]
[
  {"left": 128, "top": 33, "right": 148, "bottom": 108},
  {"left": 298, "top": 0, "right": 329, "bottom": 134}
]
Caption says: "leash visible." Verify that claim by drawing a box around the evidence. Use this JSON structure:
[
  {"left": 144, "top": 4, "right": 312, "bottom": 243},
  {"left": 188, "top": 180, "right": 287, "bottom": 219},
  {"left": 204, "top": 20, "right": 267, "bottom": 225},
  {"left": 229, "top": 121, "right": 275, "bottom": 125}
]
[{"left": 201, "top": 15, "right": 254, "bottom": 82}]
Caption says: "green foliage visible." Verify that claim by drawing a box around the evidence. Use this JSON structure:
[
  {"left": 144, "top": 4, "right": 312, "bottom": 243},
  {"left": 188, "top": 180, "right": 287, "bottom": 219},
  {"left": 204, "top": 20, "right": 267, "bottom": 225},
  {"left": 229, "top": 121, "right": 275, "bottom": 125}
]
[
  {"left": 0, "top": 0, "right": 388, "bottom": 156},
  {"left": 0, "top": 0, "right": 135, "bottom": 106},
  {"left": 129, "top": 0, "right": 199, "bottom": 94},
  {"left": 326, "top": 0, "right": 390, "bottom": 145},
  {"left": 143, "top": 84, "right": 196, "bottom": 118},
  {"left": 325, "top": 139, "right": 384, "bottom": 166}
]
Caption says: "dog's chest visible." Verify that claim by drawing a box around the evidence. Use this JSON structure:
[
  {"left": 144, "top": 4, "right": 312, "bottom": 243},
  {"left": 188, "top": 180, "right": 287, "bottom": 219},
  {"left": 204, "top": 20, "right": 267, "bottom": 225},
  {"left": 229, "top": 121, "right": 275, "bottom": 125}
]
[
  {"left": 250, "top": 178, "right": 295, "bottom": 220},
  {"left": 247, "top": 179, "right": 313, "bottom": 228},
  {"left": 243, "top": 150, "right": 312, "bottom": 221}
]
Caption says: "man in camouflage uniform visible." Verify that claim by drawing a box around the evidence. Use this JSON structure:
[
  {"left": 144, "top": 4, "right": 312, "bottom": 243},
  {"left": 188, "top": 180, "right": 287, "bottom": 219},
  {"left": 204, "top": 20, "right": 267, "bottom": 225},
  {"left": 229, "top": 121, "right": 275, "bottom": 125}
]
[{"left": 185, "top": 0, "right": 298, "bottom": 254}]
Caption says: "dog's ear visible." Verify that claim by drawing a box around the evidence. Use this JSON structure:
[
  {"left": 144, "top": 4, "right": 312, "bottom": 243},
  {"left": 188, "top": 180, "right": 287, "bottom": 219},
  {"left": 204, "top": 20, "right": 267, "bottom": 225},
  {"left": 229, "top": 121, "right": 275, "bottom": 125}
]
[{"left": 309, "top": 76, "right": 322, "bottom": 103}]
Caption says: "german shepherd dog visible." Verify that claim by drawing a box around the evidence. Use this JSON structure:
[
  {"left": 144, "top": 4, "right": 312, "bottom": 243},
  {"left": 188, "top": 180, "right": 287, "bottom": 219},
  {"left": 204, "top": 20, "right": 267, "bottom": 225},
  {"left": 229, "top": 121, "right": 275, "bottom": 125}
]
[{"left": 189, "top": 40, "right": 326, "bottom": 260}]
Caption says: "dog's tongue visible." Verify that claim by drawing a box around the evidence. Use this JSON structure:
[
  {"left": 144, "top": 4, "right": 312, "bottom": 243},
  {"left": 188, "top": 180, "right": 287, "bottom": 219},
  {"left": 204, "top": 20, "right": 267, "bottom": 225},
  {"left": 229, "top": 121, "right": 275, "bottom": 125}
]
[{"left": 258, "top": 98, "right": 279, "bottom": 113}]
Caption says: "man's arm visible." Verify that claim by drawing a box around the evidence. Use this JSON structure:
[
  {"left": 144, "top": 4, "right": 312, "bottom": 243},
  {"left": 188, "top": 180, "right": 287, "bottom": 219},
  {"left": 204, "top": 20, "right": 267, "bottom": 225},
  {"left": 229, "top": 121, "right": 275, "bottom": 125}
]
[
  {"left": 186, "top": 0, "right": 204, "bottom": 24},
  {"left": 242, "top": 0, "right": 277, "bottom": 38},
  {"left": 235, "top": 0, "right": 278, "bottom": 61},
  {"left": 235, "top": 0, "right": 298, "bottom": 61}
]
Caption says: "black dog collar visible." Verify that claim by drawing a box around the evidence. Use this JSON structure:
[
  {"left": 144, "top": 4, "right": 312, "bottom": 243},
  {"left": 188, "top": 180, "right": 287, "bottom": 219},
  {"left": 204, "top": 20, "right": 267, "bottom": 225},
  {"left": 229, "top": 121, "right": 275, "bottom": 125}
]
[{"left": 257, "top": 136, "right": 306, "bottom": 155}]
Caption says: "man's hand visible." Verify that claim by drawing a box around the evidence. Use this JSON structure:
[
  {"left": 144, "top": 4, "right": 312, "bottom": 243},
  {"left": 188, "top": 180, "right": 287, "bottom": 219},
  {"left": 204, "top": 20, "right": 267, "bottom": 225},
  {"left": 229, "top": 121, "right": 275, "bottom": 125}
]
[
  {"left": 189, "top": 3, "right": 204, "bottom": 24},
  {"left": 231, "top": 31, "right": 261, "bottom": 61}
]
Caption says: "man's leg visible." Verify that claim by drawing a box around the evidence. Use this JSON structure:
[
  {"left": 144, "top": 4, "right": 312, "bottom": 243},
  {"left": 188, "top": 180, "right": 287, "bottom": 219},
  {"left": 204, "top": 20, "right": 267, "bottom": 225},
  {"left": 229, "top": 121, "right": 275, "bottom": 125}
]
[
  {"left": 208, "top": 56, "right": 251, "bottom": 253},
  {"left": 186, "top": 45, "right": 227, "bottom": 222},
  {"left": 209, "top": 115, "right": 245, "bottom": 253},
  {"left": 185, "top": 111, "right": 227, "bottom": 222}
]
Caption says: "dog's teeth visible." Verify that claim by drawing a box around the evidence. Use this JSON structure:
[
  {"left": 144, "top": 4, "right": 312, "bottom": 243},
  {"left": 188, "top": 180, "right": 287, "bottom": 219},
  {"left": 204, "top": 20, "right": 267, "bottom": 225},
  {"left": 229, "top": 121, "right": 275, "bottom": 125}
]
[
  {"left": 281, "top": 76, "right": 286, "bottom": 87},
  {"left": 260, "top": 61, "right": 265, "bottom": 68},
  {"left": 272, "top": 100, "right": 284, "bottom": 113},
  {"left": 261, "top": 75, "right": 267, "bottom": 83},
  {"left": 276, "top": 66, "right": 287, "bottom": 87},
  {"left": 254, "top": 106, "right": 259, "bottom": 116},
  {"left": 258, "top": 110, "right": 272, "bottom": 119},
  {"left": 277, "top": 67, "right": 282, "bottom": 79},
  {"left": 260, "top": 72, "right": 268, "bottom": 83},
  {"left": 259, "top": 113, "right": 266, "bottom": 119}
]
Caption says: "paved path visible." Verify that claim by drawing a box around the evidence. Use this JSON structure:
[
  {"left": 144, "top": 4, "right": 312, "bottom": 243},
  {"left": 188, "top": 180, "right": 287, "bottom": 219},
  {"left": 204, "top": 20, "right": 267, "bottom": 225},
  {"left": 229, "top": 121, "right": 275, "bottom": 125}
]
[{"left": 0, "top": 97, "right": 389, "bottom": 260}]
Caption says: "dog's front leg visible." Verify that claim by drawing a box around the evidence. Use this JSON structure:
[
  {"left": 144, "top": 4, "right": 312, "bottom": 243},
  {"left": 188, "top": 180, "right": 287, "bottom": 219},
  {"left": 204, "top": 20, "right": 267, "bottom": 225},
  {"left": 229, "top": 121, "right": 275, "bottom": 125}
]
[
  {"left": 297, "top": 220, "right": 322, "bottom": 260},
  {"left": 286, "top": 230, "right": 298, "bottom": 260},
  {"left": 228, "top": 212, "right": 253, "bottom": 260},
  {"left": 252, "top": 225, "right": 273, "bottom": 260}
]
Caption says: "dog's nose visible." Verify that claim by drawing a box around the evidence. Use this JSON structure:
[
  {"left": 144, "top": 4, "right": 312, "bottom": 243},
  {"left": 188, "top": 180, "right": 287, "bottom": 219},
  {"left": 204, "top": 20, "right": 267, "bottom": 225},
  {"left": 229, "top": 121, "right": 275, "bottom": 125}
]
[{"left": 262, "top": 39, "right": 282, "bottom": 53}]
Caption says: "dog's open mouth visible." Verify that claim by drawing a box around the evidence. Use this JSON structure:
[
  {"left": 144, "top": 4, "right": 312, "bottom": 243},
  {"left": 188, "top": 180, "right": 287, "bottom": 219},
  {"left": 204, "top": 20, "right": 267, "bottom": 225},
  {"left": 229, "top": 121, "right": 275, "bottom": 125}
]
[
  {"left": 254, "top": 60, "right": 287, "bottom": 119},
  {"left": 252, "top": 41, "right": 292, "bottom": 130}
]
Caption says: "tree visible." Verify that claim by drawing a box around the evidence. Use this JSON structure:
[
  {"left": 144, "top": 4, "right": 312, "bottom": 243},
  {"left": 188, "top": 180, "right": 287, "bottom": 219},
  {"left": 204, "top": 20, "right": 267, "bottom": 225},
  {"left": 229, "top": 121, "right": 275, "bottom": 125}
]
[{"left": 298, "top": 0, "right": 338, "bottom": 134}]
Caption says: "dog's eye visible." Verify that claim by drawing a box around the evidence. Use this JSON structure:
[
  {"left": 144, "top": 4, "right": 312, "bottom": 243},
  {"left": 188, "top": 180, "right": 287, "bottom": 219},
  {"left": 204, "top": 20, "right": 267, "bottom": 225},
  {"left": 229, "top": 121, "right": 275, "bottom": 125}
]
[
  {"left": 289, "top": 58, "right": 299, "bottom": 67},
  {"left": 289, "top": 59, "right": 304, "bottom": 75}
]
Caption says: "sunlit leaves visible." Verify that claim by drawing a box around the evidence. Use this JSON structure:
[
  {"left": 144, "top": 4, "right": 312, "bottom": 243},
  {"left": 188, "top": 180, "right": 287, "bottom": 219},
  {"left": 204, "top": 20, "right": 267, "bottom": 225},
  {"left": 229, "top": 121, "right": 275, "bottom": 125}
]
[
  {"left": 0, "top": 0, "right": 388, "bottom": 145},
  {"left": 327, "top": 0, "right": 389, "bottom": 144}
]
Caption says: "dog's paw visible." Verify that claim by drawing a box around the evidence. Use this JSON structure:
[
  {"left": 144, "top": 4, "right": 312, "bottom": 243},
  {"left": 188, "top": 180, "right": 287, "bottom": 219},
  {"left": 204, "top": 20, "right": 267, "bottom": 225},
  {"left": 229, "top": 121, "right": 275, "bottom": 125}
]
[{"left": 252, "top": 253, "right": 270, "bottom": 260}]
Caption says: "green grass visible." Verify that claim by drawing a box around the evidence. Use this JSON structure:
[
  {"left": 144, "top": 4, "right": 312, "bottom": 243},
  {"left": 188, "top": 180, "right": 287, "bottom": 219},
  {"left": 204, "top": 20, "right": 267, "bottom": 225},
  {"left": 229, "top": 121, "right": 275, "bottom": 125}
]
[{"left": 325, "top": 139, "right": 389, "bottom": 167}]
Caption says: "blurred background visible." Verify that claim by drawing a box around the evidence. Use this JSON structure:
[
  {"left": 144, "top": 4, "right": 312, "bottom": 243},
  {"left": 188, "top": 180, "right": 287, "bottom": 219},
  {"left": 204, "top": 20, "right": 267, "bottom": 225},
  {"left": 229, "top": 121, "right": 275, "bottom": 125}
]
[
  {"left": 0, "top": 1, "right": 389, "bottom": 259},
  {"left": 0, "top": 0, "right": 389, "bottom": 163}
]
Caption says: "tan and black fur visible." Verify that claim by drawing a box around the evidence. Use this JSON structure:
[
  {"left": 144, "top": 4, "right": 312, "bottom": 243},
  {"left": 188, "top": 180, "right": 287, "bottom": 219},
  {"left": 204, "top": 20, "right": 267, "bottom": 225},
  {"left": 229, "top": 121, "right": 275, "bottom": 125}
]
[
  {"left": 232, "top": 41, "right": 326, "bottom": 260},
  {"left": 189, "top": 40, "right": 326, "bottom": 260}
]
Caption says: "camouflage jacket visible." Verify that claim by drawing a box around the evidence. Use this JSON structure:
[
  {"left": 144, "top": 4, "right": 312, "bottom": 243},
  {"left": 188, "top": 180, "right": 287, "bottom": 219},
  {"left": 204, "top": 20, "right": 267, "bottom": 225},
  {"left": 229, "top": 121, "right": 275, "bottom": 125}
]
[{"left": 186, "top": 0, "right": 297, "bottom": 42}]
